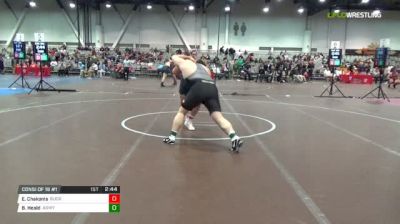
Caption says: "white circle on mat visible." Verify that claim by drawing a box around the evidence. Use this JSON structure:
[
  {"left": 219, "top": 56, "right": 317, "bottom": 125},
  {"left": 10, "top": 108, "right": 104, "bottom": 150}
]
[{"left": 121, "top": 111, "right": 276, "bottom": 141}]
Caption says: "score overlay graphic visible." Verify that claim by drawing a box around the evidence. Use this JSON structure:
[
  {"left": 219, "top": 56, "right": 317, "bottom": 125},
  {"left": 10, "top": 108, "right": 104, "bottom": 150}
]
[{"left": 17, "top": 185, "right": 120, "bottom": 213}]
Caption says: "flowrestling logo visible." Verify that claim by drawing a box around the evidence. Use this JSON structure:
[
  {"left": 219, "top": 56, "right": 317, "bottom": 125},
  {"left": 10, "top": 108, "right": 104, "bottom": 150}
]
[{"left": 327, "top": 11, "right": 382, "bottom": 19}]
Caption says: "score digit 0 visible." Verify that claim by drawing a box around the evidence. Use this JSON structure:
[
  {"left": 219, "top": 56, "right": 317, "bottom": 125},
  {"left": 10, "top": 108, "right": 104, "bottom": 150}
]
[{"left": 109, "top": 194, "right": 120, "bottom": 204}]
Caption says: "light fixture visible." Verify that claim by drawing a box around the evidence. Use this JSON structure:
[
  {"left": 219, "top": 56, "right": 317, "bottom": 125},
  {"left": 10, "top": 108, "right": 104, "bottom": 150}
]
[
  {"left": 334, "top": 9, "right": 340, "bottom": 13},
  {"left": 29, "top": 1, "right": 37, "bottom": 7},
  {"left": 105, "top": 2, "right": 112, "bottom": 8},
  {"left": 361, "top": 0, "right": 369, "bottom": 3},
  {"left": 69, "top": 2, "right": 76, "bottom": 8},
  {"left": 262, "top": 6, "right": 270, "bottom": 13},
  {"left": 297, "top": 7, "right": 305, "bottom": 14},
  {"left": 188, "top": 4, "right": 195, "bottom": 11},
  {"left": 372, "top": 9, "right": 381, "bottom": 15},
  {"left": 319, "top": 0, "right": 326, "bottom": 3},
  {"left": 224, "top": 5, "right": 231, "bottom": 12},
  {"left": 147, "top": 3, "right": 152, "bottom": 10}
]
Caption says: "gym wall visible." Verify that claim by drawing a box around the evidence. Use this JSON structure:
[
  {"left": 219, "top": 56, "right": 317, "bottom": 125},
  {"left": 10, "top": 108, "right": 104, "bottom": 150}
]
[{"left": 0, "top": 0, "right": 399, "bottom": 51}]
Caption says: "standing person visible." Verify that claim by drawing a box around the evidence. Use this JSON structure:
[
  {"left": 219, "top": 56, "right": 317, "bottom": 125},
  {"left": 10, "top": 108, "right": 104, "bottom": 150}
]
[
  {"left": 176, "top": 51, "right": 200, "bottom": 131},
  {"left": 163, "top": 54, "right": 244, "bottom": 153},
  {"left": 160, "top": 59, "right": 177, "bottom": 87},
  {"left": 0, "top": 55, "right": 4, "bottom": 75},
  {"left": 371, "top": 66, "right": 380, "bottom": 84},
  {"left": 123, "top": 56, "right": 130, "bottom": 80}
]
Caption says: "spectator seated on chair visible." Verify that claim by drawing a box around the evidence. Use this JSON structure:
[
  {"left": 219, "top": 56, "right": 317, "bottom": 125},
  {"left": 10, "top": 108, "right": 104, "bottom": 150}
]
[
  {"left": 15, "top": 63, "right": 21, "bottom": 74},
  {"left": 50, "top": 61, "right": 58, "bottom": 68},
  {"left": 28, "top": 62, "right": 38, "bottom": 76},
  {"left": 255, "top": 63, "right": 266, "bottom": 83},
  {"left": 303, "top": 71, "right": 310, "bottom": 81},
  {"left": 88, "top": 62, "right": 98, "bottom": 78},
  {"left": 98, "top": 61, "right": 106, "bottom": 78},
  {"left": 388, "top": 68, "right": 399, "bottom": 88},
  {"left": 79, "top": 62, "right": 87, "bottom": 78},
  {"left": 22, "top": 62, "right": 28, "bottom": 74},
  {"left": 264, "top": 62, "right": 273, "bottom": 83},
  {"left": 220, "top": 58, "right": 230, "bottom": 79},
  {"left": 241, "top": 63, "right": 252, "bottom": 81},
  {"left": 114, "top": 62, "right": 124, "bottom": 79}
]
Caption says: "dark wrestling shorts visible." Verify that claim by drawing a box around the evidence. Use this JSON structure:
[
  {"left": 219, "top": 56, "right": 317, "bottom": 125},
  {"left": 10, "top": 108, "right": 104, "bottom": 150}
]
[
  {"left": 181, "top": 80, "right": 221, "bottom": 114},
  {"left": 162, "top": 66, "right": 171, "bottom": 74},
  {"left": 179, "top": 78, "right": 192, "bottom": 96}
]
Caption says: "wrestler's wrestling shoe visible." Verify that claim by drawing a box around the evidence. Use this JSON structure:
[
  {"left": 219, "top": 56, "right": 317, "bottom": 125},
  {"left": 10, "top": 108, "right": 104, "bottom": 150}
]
[
  {"left": 231, "top": 138, "right": 244, "bottom": 153},
  {"left": 163, "top": 137, "right": 175, "bottom": 144},
  {"left": 184, "top": 118, "right": 196, "bottom": 131}
]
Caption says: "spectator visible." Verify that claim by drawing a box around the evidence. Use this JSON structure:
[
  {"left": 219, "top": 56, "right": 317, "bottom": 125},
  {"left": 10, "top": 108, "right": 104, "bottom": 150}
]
[
  {"left": 255, "top": 63, "right": 266, "bottom": 83},
  {"left": 58, "top": 62, "right": 66, "bottom": 76},
  {"left": 88, "top": 62, "right": 98, "bottom": 78},
  {"left": 98, "top": 60, "right": 106, "bottom": 77},
  {"left": 123, "top": 56, "right": 130, "bottom": 80},
  {"left": 242, "top": 63, "right": 252, "bottom": 81},
  {"left": 79, "top": 61, "right": 86, "bottom": 77},
  {"left": 388, "top": 67, "right": 399, "bottom": 88},
  {"left": 0, "top": 55, "right": 4, "bottom": 74},
  {"left": 371, "top": 67, "right": 380, "bottom": 84},
  {"left": 115, "top": 61, "right": 124, "bottom": 78},
  {"left": 219, "top": 46, "right": 225, "bottom": 55},
  {"left": 264, "top": 61, "right": 273, "bottom": 83}
]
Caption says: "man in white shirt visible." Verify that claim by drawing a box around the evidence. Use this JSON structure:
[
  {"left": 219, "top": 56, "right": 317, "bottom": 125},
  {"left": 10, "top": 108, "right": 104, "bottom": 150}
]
[
  {"left": 323, "top": 67, "right": 333, "bottom": 82},
  {"left": 123, "top": 57, "right": 130, "bottom": 80}
]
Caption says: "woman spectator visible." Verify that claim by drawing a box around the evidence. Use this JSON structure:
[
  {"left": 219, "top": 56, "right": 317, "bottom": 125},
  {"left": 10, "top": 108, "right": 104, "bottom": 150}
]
[{"left": 388, "top": 67, "right": 399, "bottom": 88}]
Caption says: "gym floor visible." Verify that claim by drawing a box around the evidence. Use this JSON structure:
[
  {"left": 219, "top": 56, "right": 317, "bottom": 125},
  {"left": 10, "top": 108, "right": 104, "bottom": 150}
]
[{"left": 1, "top": 75, "right": 400, "bottom": 224}]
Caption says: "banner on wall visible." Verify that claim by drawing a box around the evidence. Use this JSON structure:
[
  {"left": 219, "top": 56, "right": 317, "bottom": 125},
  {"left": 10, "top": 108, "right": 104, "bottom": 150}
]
[
  {"left": 345, "top": 49, "right": 400, "bottom": 56},
  {"left": 345, "top": 49, "right": 375, "bottom": 56},
  {"left": 379, "top": 39, "right": 390, "bottom": 48},
  {"left": 389, "top": 50, "right": 400, "bottom": 57},
  {"left": 330, "top": 41, "right": 340, "bottom": 49},
  {"left": 34, "top": 33, "right": 45, "bottom": 42},
  {"left": 14, "top": 33, "right": 24, "bottom": 42}
]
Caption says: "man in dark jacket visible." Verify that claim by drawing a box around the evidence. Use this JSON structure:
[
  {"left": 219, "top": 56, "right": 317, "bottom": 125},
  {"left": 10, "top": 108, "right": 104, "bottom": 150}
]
[{"left": 0, "top": 56, "right": 4, "bottom": 74}]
